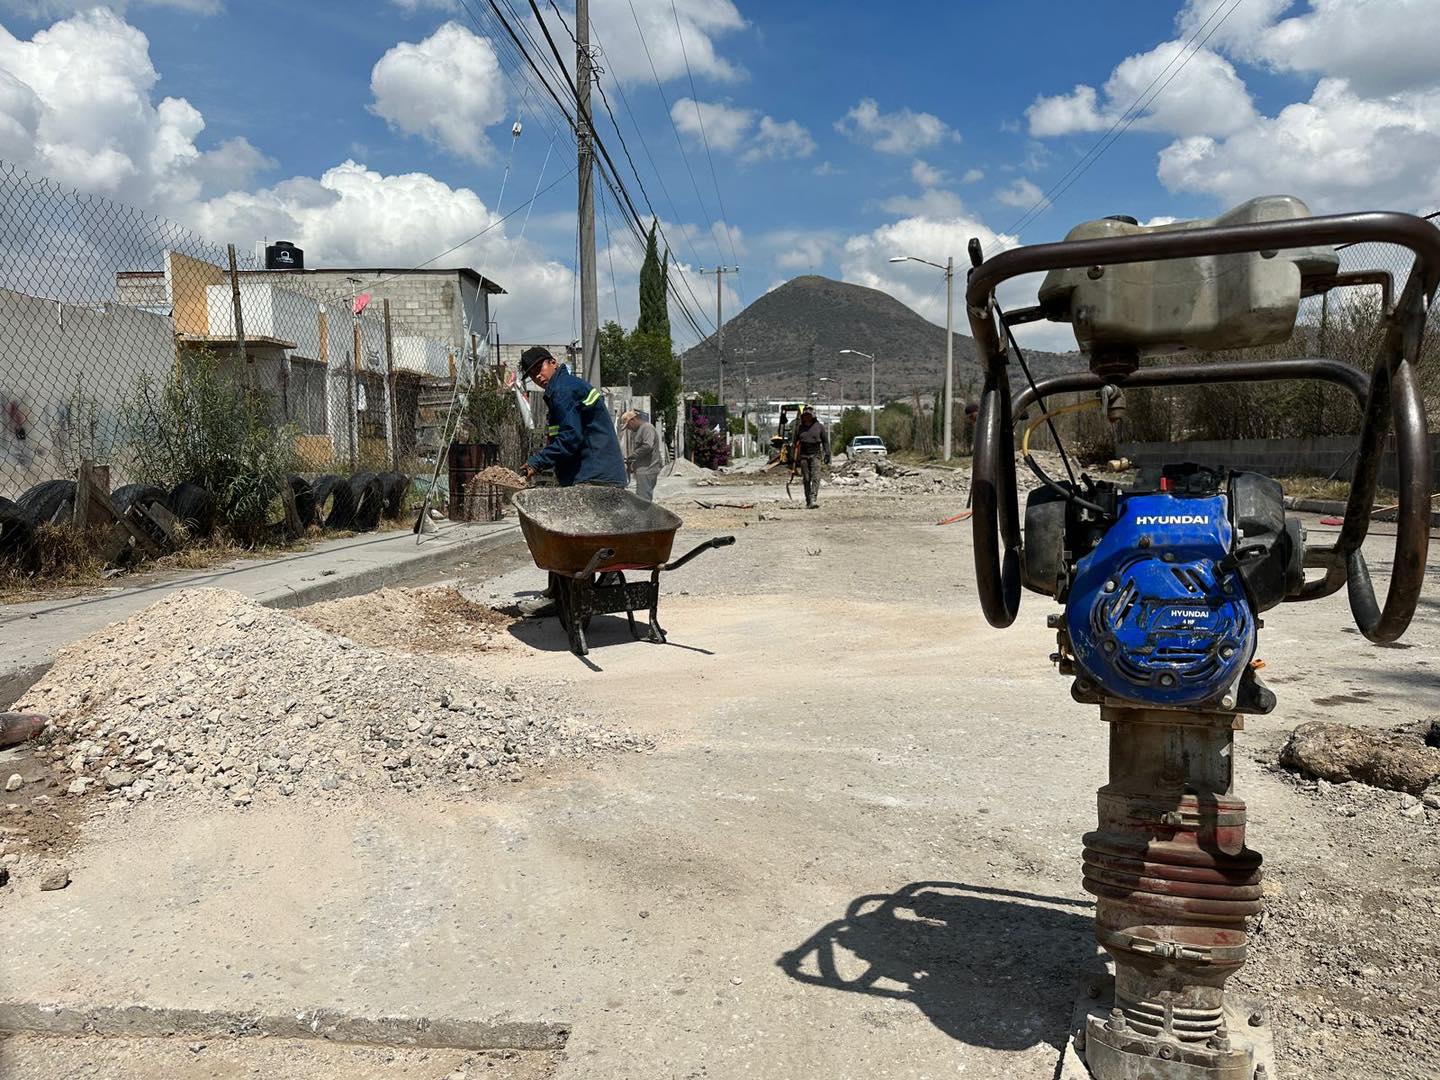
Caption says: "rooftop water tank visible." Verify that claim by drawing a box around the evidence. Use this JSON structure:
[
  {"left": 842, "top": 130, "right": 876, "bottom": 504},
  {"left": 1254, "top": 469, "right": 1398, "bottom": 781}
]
[{"left": 265, "top": 241, "right": 304, "bottom": 271}]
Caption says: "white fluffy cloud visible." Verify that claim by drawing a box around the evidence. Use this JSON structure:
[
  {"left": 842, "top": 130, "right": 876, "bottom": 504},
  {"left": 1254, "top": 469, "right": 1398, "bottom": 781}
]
[
  {"left": 1026, "top": 3, "right": 1440, "bottom": 216},
  {"left": 194, "top": 161, "right": 578, "bottom": 341},
  {"left": 765, "top": 228, "right": 839, "bottom": 271},
  {"left": 1179, "top": 0, "right": 1440, "bottom": 97},
  {"left": 835, "top": 98, "right": 959, "bottom": 155},
  {"left": 0, "top": 8, "right": 267, "bottom": 208},
  {"left": 588, "top": 0, "right": 745, "bottom": 83},
  {"left": 670, "top": 97, "right": 753, "bottom": 152},
  {"left": 742, "top": 116, "right": 815, "bottom": 163},
  {"left": 670, "top": 99, "right": 815, "bottom": 163},
  {"left": 369, "top": 22, "right": 507, "bottom": 163},
  {"left": 839, "top": 190, "right": 1077, "bottom": 351},
  {"left": 1027, "top": 41, "right": 1256, "bottom": 138},
  {"left": 1158, "top": 78, "right": 1440, "bottom": 212},
  {"left": 995, "top": 177, "right": 1047, "bottom": 210},
  {"left": 910, "top": 159, "right": 944, "bottom": 187}
]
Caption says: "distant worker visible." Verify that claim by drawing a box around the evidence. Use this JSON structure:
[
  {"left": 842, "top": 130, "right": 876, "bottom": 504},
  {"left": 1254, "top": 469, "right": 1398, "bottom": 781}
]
[
  {"left": 621, "top": 409, "right": 662, "bottom": 502},
  {"left": 519, "top": 346, "right": 627, "bottom": 488},
  {"left": 791, "top": 406, "right": 830, "bottom": 509}
]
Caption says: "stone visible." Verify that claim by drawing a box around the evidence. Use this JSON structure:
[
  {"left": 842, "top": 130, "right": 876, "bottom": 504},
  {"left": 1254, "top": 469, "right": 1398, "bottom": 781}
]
[
  {"left": 66, "top": 778, "right": 89, "bottom": 796},
  {"left": 102, "top": 768, "right": 136, "bottom": 790},
  {"left": 4, "top": 773, "right": 21, "bottom": 792},
  {"left": 319, "top": 704, "right": 337, "bottom": 720},
  {"left": 39, "top": 867, "right": 71, "bottom": 891},
  {"left": 1423, "top": 793, "right": 1440, "bottom": 811},
  {"left": 1400, "top": 793, "right": 1420, "bottom": 810},
  {"left": 1280, "top": 722, "right": 1440, "bottom": 795},
  {"left": 1401, "top": 803, "right": 1425, "bottom": 820}
]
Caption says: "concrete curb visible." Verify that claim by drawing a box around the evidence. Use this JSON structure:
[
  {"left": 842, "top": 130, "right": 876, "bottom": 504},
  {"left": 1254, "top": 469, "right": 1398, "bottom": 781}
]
[
  {"left": 1285, "top": 496, "right": 1440, "bottom": 527},
  {"left": 0, "top": 1001, "right": 569, "bottom": 1051}
]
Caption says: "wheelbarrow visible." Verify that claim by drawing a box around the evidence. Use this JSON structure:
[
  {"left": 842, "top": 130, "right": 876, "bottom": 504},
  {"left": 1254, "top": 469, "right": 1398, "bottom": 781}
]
[{"left": 512, "top": 486, "right": 735, "bottom": 656}]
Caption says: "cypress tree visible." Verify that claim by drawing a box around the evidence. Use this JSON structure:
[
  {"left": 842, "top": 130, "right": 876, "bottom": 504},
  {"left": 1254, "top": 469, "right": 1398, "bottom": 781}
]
[{"left": 637, "top": 220, "right": 671, "bottom": 346}]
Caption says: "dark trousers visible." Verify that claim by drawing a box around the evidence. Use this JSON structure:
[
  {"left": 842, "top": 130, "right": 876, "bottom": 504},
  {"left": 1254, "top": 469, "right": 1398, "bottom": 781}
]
[{"left": 799, "top": 453, "right": 823, "bottom": 505}]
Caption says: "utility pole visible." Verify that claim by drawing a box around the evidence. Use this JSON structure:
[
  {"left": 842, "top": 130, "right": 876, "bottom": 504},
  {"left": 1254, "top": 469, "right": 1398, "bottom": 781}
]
[
  {"left": 943, "top": 254, "right": 954, "bottom": 461},
  {"left": 700, "top": 265, "right": 738, "bottom": 405},
  {"left": 576, "top": 0, "right": 600, "bottom": 387}
]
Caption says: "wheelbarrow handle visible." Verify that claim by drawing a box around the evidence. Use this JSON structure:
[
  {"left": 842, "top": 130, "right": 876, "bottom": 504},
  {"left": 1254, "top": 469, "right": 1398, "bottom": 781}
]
[
  {"left": 662, "top": 535, "right": 736, "bottom": 572},
  {"left": 573, "top": 547, "right": 617, "bottom": 579}
]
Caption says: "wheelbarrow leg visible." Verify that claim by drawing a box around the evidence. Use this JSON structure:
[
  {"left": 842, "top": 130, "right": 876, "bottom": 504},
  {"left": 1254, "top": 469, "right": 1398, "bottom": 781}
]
[
  {"left": 557, "top": 578, "right": 589, "bottom": 656},
  {"left": 618, "top": 571, "right": 644, "bottom": 640},
  {"left": 647, "top": 568, "right": 667, "bottom": 644}
]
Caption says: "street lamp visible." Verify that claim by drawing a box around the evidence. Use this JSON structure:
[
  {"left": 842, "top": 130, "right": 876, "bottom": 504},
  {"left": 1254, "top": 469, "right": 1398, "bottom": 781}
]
[
  {"left": 817, "top": 376, "right": 833, "bottom": 417},
  {"left": 890, "top": 253, "right": 955, "bottom": 460},
  {"left": 839, "top": 348, "right": 877, "bottom": 436}
]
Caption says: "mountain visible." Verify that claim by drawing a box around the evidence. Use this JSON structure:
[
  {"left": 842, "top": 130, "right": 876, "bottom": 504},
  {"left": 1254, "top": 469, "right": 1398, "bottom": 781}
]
[{"left": 677, "top": 275, "right": 1077, "bottom": 407}]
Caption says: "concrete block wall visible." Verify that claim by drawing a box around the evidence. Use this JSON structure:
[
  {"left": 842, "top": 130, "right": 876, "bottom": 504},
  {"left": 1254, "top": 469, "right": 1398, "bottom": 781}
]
[{"left": 1118, "top": 435, "right": 1440, "bottom": 491}]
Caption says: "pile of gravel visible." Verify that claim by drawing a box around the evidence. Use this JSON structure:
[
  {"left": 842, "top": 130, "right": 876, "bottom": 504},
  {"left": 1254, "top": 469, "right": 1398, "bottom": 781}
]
[{"left": 17, "top": 588, "right": 650, "bottom": 808}]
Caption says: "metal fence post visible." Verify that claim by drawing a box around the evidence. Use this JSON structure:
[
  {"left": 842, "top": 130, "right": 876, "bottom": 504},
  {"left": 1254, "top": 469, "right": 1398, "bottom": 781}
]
[
  {"left": 383, "top": 299, "right": 397, "bottom": 470},
  {"left": 226, "top": 244, "right": 247, "bottom": 378}
]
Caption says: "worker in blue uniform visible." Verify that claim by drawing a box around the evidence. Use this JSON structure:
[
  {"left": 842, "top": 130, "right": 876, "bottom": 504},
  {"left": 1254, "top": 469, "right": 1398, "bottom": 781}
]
[
  {"left": 516, "top": 346, "right": 627, "bottom": 620},
  {"left": 519, "top": 346, "right": 627, "bottom": 487}
]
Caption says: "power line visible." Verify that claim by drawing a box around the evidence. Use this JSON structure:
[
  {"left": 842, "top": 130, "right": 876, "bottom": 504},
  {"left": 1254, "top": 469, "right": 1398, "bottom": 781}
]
[
  {"left": 996, "top": 0, "right": 1247, "bottom": 246},
  {"left": 521, "top": 0, "right": 715, "bottom": 337},
  {"left": 669, "top": 0, "right": 744, "bottom": 307},
  {"left": 624, "top": 0, "right": 725, "bottom": 267}
]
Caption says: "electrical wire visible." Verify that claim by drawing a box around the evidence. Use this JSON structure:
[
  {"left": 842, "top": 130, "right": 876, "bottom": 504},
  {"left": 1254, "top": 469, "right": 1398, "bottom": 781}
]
[
  {"left": 669, "top": 0, "right": 744, "bottom": 305},
  {"left": 521, "top": 0, "right": 716, "bottom": 338},
  {"left": 624, "top": 0, "right": 725, "bottom": 266},
  {"left": 992, "top": 0, "right": 1247, "bottom": 248}
]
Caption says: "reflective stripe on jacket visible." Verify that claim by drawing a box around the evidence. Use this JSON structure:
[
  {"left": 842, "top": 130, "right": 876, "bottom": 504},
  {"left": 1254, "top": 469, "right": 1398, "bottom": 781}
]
[{"left": 526, "top": 365, "right": 628, "bottom": 487}]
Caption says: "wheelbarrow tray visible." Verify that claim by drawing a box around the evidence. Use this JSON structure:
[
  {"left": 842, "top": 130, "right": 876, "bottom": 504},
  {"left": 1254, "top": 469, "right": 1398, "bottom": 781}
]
[{"left": 513, "top": 486, "right": 683, "bottom": 574}]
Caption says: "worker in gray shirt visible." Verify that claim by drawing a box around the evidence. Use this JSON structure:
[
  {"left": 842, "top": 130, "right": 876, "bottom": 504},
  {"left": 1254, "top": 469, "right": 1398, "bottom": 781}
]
[
  {"left": 791, "top": 406, "right": 830, "bottom": 508},
  {"left": 622, "top": 410, "right": 662, "bottom": 502}
]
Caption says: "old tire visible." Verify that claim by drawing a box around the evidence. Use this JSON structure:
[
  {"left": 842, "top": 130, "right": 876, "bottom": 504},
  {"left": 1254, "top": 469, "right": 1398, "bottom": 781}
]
[
  {"left": 169, "top": 481, "right": 216, "bottom": 539},
  {"left": 0, "top": 497, "right": 39, "bottom": 574},
  {"left": 310, "top": 474, "right": 357, "bottom": 530},
  {"left": 288, "top": 476, "right": 319, "bottom": 529},
  {"left": 16, "top": 479, "right": 76, "bottom": 526},
  {"left": 378, "top": 471, "right": 408, "bottom": 519},
  {"left": 348, "top": 472, "right": 385, "bottom": 532},
  {"left": 111, "top": 483, "right": 169, "bottom": 518}
]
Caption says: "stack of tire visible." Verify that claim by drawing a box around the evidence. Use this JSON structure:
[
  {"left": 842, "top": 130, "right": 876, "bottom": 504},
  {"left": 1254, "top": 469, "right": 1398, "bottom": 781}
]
[
  {"left": 302, "top": 471, "right": 408, "bottom": 532},
  {"left": 0, "top": 478, "right": 218, "bottom": 576}
]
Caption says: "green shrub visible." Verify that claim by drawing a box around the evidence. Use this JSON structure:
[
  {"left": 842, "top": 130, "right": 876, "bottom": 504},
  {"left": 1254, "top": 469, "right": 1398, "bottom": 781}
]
[{"left": 124, "top": 350, "right": 297, "bottom": 544}]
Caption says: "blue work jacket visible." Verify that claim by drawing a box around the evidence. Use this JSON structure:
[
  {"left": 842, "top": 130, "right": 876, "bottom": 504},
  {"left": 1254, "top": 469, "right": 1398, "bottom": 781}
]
[{"left": 527, "top": 365, "right": 628, "bottom": 487}]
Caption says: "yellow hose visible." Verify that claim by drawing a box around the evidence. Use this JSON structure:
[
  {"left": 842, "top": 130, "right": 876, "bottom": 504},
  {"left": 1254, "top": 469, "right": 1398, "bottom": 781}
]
[{"left": 1019, "top": 398, "right": 1100, "bottom": 458}]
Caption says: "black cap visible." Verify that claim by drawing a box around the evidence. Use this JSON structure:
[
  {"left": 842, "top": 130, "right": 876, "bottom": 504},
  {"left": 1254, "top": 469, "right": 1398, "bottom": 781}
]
[{"left": 520, "top": 346, "right": 554, "bottom": 377}]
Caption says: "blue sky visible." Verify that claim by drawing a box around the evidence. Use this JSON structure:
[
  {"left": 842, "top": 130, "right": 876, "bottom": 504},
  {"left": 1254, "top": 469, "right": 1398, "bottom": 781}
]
[{"left": 1, "top": 0, "right": 1437, "bottom": 352}]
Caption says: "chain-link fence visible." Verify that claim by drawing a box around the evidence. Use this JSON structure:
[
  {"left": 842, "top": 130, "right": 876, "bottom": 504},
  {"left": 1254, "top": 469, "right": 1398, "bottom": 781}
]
[{"left": 0, "top": 159, "right": 527, "bottom": 580}]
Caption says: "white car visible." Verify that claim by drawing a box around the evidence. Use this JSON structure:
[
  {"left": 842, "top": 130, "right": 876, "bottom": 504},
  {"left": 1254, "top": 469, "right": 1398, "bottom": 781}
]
[{"left": 848, "top": 435, "right": 888, "bottom": 458}]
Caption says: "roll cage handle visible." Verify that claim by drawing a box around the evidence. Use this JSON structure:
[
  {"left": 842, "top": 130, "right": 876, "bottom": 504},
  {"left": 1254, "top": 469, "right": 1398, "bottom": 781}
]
[{"left": 966, "top": 211, "right": 1439, "bottom": 642}]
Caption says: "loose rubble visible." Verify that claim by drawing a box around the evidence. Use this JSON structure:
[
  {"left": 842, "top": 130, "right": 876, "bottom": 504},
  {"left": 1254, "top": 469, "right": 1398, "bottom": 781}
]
[
  {"left": 1279, "top": 720, "right": 1440, "bottom": 795},
  {"left": 829, "top": 457, "right": 970, "bottom": 496},
  {"left": 16, "top": 588, "right": 651, "bottom": 809}
]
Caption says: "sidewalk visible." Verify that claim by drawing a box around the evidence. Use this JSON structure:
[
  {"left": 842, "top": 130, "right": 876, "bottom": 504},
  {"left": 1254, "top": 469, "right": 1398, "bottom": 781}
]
[{"left": 0, "top": 518, "right": 521, "bottom": 705}]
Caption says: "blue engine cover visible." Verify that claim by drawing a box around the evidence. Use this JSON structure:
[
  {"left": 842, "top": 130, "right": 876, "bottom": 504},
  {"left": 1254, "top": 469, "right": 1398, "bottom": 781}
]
[{"left": 1066, "top": 493, "right": 1255, "bottom": 709}]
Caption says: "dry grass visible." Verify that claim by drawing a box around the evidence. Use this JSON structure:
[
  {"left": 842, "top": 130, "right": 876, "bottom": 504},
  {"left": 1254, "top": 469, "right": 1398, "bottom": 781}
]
[{"left": 1282, "top": 476, "right": 1398, "bottom": 505}]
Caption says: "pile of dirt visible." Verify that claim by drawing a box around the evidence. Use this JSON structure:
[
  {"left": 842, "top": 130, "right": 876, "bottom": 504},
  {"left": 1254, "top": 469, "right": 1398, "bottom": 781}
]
[
  {"left": 16, "top": 588, "right": 650, "bottom": 809},
  {"left": 663, "top": 458, "right": 714, "bottom": 481},
  {"left": 830, "top": 458, "right": 970, "bottom": 496},
  {"left": 295, "top": 586, "right": 514, "bottom": 655},
  {"left": 1280, "top": 721, "right": 1440, "bottom": 796},
  {"left": 472, "top": 464, "right": 527, "bottom": 490}
]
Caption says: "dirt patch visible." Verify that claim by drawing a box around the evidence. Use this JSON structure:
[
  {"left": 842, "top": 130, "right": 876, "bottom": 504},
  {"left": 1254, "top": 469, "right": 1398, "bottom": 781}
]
[
  {"left": 0, "top": 743, "right": 88, "bottom": 872},
  {"left": 296, "top": 586, "right": 517, "bottom": 655},
  {"left": 0, "top": 1034, "right": 560, "bottom": 1080}
]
